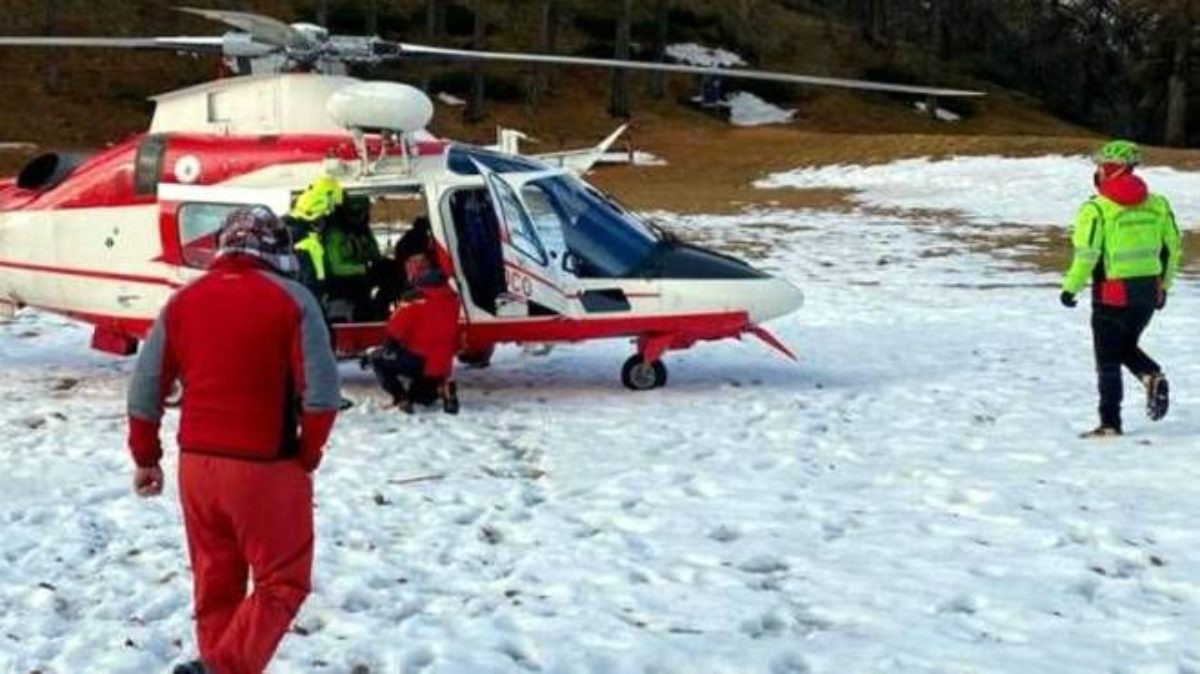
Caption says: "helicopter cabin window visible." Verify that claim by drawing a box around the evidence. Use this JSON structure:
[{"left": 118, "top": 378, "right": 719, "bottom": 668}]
[
  {"left": 207, "top": 91, "right": 234, "bottom": 124},
  {"left": 178, "top": 202, "right": 267, "bottom": 269},
  {"left": 487, "top": 174, "right": 548, "bottom": 267},
  {"left": 521, "top": 176, "right": 658, "bottom": 278}
]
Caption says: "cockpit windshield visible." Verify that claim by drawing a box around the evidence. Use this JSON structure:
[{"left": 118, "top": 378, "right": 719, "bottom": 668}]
[{"left": 520, "top": 174, "right": 659, "bottom": 278}]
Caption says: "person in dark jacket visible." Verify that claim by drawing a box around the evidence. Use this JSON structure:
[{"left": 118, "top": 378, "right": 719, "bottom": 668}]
[
  {"left": 370, "top": 215, "right": 437, "bottom": 313},
  {"left": 394, "top": 215, "right": 435, "bottom": 264},
  {"left": 1061, "top": 140, "right": 1182, "bottom": 438},
  {"left": 127, "top": 206, "right": 341, "bottom": 674},
  {"left": 370, "top": 254, "right": 462, "bottom": 414}
]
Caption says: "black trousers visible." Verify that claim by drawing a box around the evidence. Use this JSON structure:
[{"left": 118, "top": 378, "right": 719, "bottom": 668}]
[
  {"left": 1092, "top": 304, "right": 1160, "bottom": 429},
  {"left": 370, "top": 344, "right": 438, "bottom": 404}
]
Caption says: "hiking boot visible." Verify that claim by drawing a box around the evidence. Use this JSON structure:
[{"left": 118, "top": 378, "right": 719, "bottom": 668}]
[
  {"left": 395, "top": 396, "right": 414, "bottom": 414},
  {"left": 442, "top": 382, "right": 459, "bottom": 415},
  {"left": 172, "top": 661, "right": 208, "bottom": 674},
  {"left": 1080, "top": 425, "right": 1123, "bottom": 439},
  {"left": 1143, "top": 373, "right": 1169, "bottom": 421}
]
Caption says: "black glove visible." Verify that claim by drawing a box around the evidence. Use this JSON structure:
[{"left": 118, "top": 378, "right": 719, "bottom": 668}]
[
  {"left": 1157, "top": 291, "right": 1167, "bottom": 311},
  {"left": 1060, "top": 291, "right": 1077, "bottom": 308}
]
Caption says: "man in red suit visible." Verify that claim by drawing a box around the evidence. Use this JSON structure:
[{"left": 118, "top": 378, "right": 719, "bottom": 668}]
[
  {"left": 370, "top": 253, "right": 462, "bottom": 414},
  {"left": 127, "top": 206, "right": 341, "bottom": 674}
]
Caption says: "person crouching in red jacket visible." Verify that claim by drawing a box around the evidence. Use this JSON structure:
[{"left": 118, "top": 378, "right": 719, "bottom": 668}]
[
  {"left": 371, "top": 254, "right": 462, "bottom": 414},
  {"left": 127, "top": 206, "right": 341, "bottom": 674}
]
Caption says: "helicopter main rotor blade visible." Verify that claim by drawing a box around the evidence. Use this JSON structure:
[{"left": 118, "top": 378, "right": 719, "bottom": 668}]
[
  {"left": 177, "top": 7, "right": 315, "bottom": 51},
  {"left": 391, "top": 43, "right": 985, "bottom": 98},
  {"left": 0, "top": 36, "right": 224, "bottom": 52}
]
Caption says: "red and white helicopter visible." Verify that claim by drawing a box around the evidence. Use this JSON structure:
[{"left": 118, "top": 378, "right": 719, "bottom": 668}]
[{"left": 0, "top": 8, "right": 980, "bottom": 390}]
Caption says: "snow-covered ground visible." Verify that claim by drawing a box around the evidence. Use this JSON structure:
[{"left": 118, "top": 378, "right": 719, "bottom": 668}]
[
  {"left": 3, "top": 157, "right": 1200, "bottom": 674},
  {"left": 758, "top": 156, "right": 1200, "bottom": 227},
  {"left": 727, "top": 92, "right": 796, "bottom": 127}
]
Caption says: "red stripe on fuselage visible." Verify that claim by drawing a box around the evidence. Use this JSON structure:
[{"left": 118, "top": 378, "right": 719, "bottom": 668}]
[{"left": 0, "top": 258, "right": 178, "bottom": 287}]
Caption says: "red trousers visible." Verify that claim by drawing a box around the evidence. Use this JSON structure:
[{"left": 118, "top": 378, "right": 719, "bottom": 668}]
[{"left": 179, "top": 454, "right": 314, "bottom": 674}]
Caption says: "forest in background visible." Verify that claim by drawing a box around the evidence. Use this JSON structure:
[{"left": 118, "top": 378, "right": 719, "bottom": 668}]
[{"left": 3, "top": 0, "right": 1198, "bottom": 147}]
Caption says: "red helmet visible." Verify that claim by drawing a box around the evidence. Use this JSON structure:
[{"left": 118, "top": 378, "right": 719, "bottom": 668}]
[{"left": 217, "top": 206, "right": 297, "bottom": 274}]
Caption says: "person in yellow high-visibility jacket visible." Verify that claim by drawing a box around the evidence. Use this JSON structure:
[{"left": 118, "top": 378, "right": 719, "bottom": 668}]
[
  {"left": 1061, "top": 140, "right": 1182, "bottom": 438},
  {"left": 289, "top": 175, "right": 344, "bottom": 297}
]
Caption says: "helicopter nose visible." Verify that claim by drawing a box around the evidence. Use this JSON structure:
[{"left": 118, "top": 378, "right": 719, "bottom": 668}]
[{"left": 748, "top": 276, "right": 804, "bottom": 323}]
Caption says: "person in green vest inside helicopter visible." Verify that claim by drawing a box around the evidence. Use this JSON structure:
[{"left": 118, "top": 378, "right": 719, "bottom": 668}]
[
  {"left": 1061, "top": 140, "right": 1182, "bottom": 438},
  {"left": 325, "top": 193, "right": 383, "bottom": 321}
]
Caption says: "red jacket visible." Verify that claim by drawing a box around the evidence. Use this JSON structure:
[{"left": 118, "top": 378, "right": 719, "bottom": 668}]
[
  {"left": 385, "top": 283, "right": 462, "bottom": 379},
  {"left": 127, "top": 255, "right": 341, "bottom": 470}
]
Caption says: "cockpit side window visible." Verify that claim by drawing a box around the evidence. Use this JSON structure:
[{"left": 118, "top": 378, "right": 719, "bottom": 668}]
[
  {"left": 524, "top": 176, "right": 657, "bottom": 278},
  {"left": 178, "top": 202, "right": 267, "bottom": 269},
  {"left": 520, "top": 184, "right": 568, "bottom": 263},
  {"left": 487, "top": 173, "right": 548, "bottom": 267}
]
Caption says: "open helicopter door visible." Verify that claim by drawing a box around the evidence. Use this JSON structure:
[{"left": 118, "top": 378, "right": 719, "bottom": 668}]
[
  {"left": 473, "top": 164, "right": 575, "bottom": 320},
  {"left": 158, "top": 184, "right": 293, "bottom": 283}
]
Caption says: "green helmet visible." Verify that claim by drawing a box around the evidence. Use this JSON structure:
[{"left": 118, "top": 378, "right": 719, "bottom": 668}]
[{"left": 1093, "top": 140, "right": 1141, "bottom": 167}]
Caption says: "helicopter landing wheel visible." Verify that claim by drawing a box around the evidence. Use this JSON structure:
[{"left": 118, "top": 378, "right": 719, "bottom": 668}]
[{"left": 621, "top": 355, "right": 667, "bottom": 391}]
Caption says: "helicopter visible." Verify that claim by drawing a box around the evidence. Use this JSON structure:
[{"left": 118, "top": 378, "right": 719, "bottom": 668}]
[{"left": 0, "top": 8, "right": 982, "bottom": 390}]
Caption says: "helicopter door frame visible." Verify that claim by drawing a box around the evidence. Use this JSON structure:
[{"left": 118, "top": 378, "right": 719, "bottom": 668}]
[
  {"left": 157, "top": 184, "right": 292, "bottom": 282},
  {"left": 472, "top": 164, "right": 575, "bottom": 321}
]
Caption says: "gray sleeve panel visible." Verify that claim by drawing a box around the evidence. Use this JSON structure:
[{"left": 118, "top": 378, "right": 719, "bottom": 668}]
[
  {"left": 260, "top": 271, "right": 343, "bottom": 411},
  {"left": 127, "top": 308, "right": 171, "bottom": 423}
]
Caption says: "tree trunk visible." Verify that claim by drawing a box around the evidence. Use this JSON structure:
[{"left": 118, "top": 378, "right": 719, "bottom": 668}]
[
  {"left": 1164, "top": 34, "right": 1190, "bottom": 146},
  {"left": 528, "top": 0, "right": 556, "bottom": 111},
  {"left": 316, "top": 0, "right": 328, "bottom": 26},
  {"left": 924, "top": 0, "right": 944, "bottom": 120},
  {"left": 44, "top": 0, "right": 59, "bottom": 95},
  {"left": 650, "top": 0, "right": 669, "bottom": 99},
  {"left": 365, "top": 0, "right": 379, "bottom": 35},
  {"left": 466, "top": 0, "right": 487, "bottom": 124},
  {"left": 421, "top": 0, "right": 440, "bottom": 92},
  {"left": 610, "top": 0, "right": 634, "bottom": 118},
  {"left": 867, "top": 0, "right": 888, "bottom": 43}
]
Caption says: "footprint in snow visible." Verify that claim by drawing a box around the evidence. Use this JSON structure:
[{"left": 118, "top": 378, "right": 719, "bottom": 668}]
[
  {"left": 741, "top": 609, "right": 791, "bottom": 639},
  {"left": 403, "top": 644, "right": 437, "bottom": 674},
  {"left": 771, "top": 652, "right": 812, "bottom": 674},
  {"left": 739, "top": 554, "right": 789, "bottom": 574}
]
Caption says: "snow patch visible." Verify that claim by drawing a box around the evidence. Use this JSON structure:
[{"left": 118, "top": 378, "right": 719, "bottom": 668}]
[
  {"left": 666, "top": 43, "right": 747, "bottom": 68},
  {"left": 599, "top": 150, "right": 668, "bottom": 167},
  {"left": 914, "top": 101, "right": 962, "bottom": 122},
  {"left": 728, "top": 91, "right": 796, "bottom": 127},
  {"left": 757, "top": 155, "right": 1200, "bottom": 227}
]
